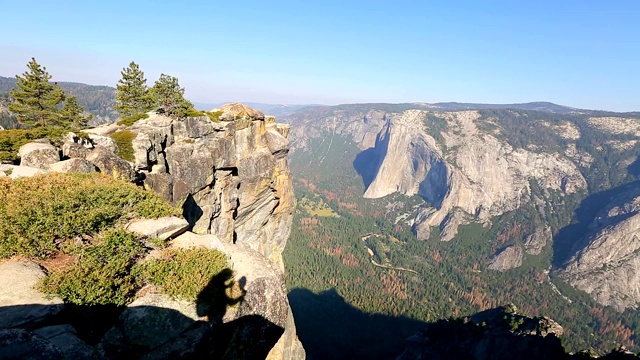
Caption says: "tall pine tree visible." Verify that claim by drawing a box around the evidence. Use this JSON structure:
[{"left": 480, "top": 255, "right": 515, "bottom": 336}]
[
  {"left": 9, "top": 58, "right": 65, "bottom": 127},
  {"left": 149, "top": 74, "right": 193, "bottom": 118},
  {"left": 114, "top": 61, "right": 152, "bottom": 117},
  {"left": 60, "top": 96, "right": 90, "bottom": 129}
]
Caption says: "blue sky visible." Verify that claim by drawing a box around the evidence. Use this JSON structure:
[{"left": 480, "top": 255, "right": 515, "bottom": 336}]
[{"left": 0, "top": 1, "right": 638, "bottom": 111}]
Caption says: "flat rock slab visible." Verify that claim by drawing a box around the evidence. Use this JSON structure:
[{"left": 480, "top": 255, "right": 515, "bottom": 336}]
[
  {"left": 0, "top": 261, "right": 64, "bottom": 329},
  {"left": 125, "top": 216, "right": 189, "bottom": 240},
  {"left": 0, "top": 164, "right": 50, "bottom": 179},
  {"left": 83, "top": 123, "right": 123, "bottom": 136},
  {"left": 170, "top": 231, "right": 226, "bottom": 252},
  {"left": 49, "top": 158, "right": 97, "bottom": 174}
]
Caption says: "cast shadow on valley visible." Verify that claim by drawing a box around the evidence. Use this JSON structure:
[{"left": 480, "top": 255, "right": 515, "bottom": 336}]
[
  {"left": 552, "top": 180, "right": 640, "bottom": 267},
  {"left": 0, "top": 269, "right": 283, "bottom": 360},
  {"left": 353, "top": 147, "right": 380, "bottom": 190},
  {"left": 288, "top": 287, "right": 425, "bottom": 360},
  {"left": 288, "top": 289, "right": 640, "bottom": 360}
]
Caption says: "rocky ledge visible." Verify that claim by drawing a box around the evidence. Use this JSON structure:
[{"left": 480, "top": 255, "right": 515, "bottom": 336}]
[{"left": 0, "top": 103, "right": 304, "bottom": 359}]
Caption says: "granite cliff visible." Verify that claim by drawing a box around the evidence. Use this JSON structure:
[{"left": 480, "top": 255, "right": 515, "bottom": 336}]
[
  {"left": 287, "top": 106, "right": 586, "bottom": 241},
  {"left": 560, "top": 178, "right": 640, "bottom": 312}
]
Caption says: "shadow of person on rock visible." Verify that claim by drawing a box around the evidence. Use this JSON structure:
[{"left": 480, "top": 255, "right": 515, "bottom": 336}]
[
  {"left": 0, "top": 268, "right": 284, "bottom": 360},
  {"left": 195, "top": 268, "right": 246, "bottom": 324}
]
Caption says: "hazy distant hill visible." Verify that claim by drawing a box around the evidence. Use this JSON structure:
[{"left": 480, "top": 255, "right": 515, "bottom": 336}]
[{"left": 0, "top": 76, "right": 118, "bottom": 126}]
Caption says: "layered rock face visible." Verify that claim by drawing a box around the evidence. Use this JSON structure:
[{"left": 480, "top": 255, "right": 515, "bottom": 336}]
[
  {"left": 354, "top": 110, "right": 586, "bottom": 240},
  {"left": 561, "top": 186, "right": 640, "bottom": 311},
  {"left": 128, "top": 111, "right": 300, "bottom": 357},
  {"left": 129, "top": 113, "right": 294, "bottom": 267}
]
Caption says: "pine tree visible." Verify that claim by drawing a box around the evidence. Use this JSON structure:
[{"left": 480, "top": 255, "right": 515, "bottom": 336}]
[
  {"left": 114, "top": 61, "right": 152, "bottom": 117},
  {"left": 9, "top": 58, "right": 65, "bottom": 127},
  {"left": 149, "top": 74, "right": 193, "bottom": 118},
  {"left": 60, "top": 96, "right": 90, "bottom": 129}
]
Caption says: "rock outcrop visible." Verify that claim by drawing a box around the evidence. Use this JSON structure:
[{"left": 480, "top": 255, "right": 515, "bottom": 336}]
[
  {"left": 524, "top": 226, "right": 551, "bottom": 255},
  {"left": 128, "top": 112, "right": 295, "bottom": 268},
  {"left": 0, "top": 104, "right": 303, "bottom": 358},
  {"left": 487, "top": 246, "right": 524, "bottom": 271},
  {"left": 18, "top": 142, "right": 60, "bottom": 170},
  {"left": 561, "top": 187, "right": 640, "bottom": 311},
  {"left": 125, "top": 216, "right": 189, "bottom": 241}
]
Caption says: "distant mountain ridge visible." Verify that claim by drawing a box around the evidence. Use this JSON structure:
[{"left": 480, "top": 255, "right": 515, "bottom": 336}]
[{"left": 1, "top": 75, "right": 636, "bottom": 127}]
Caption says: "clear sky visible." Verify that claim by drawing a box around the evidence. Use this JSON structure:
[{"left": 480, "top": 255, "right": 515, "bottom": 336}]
[{"left": 0, "top": 1, "right": 638, "bottom": 111}]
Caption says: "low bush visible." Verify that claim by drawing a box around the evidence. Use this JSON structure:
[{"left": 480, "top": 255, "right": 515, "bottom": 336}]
[
  {"left": 136, "top": 247, "right": 229, "bottom": 301},
  {"left": 117, "top": 112, "right": 149, "bottom": 127},
  {"left": 0, "top": 127, "right": 73, "bottom": 162},
  {"left": 186, "top": 109, "right": 206, "bottom": 117},
  {"left": 40, "top": 229, "right": 145, "bottom": 305},
  {"left": 109, "top": 130, "right": 137, "bottom": 162},
  {"left": 0, "top": 172, "right": 179, "bottom": 259},
  {"left": 206, "top": 110, "right": 224, "bottom": 123}
]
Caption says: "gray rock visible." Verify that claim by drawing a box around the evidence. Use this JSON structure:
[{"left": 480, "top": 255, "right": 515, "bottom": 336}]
[
  {"left": 88, "top": 134, "right": 118, "bottom": 154},
  {"left": 86, "top": 145, "right": 136, "bottom": 181},
  {"left": 170, "top": 232, "right": 227, "bottom": 252},
  {"left": 33, "top": 325, "right": 97, "bottom": 359},
  {"left": 118, "top": 293, "right": 199, "bottom": 349},
  {"left": 0, "top": 164, "right": 49, "bottom": 179},
  {"left": 125, "top": 216, "right": 189, "bottom": 240},
  {"left": 48, "top": 158, "right": 97, "bottom": 174},
  {"left": 18, "top": 142, "right": 60, "bottom": 169},
  {"left": 83, "top": 123, "right": 123, "bottom": 136},
  {"left": 142, "top": 172, "right": 173, "bottom": 201},
  {"left": 524, "top": 226, "right": 551, "bottom": 255},
  {"left": 218, "top": 102, "right": 265, "bottom": 121},
  {"left": 139, "top": 322, "right": 212, "bottom": 360},
  {"left": 562, "top": 211, "right": 640, "bottom": 311},
  {"left": 0, "top": 329, "right": 63, "bottom": 360},
  {"left": 265, "top": 129, "right": 290, "bottom": 159},
  {"left": 487, "top": 246, "right": 524, "bottom": 271},
  {"left": 0, "top": 261, "right": 64, "bottom": 329},
  {"left": 62, "top": 142, "right": 92, "bottom": 159}
]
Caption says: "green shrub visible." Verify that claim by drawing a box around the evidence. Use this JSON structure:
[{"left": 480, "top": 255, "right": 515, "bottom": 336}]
[
  {"left": 109, "top": 130, "right": 137, "bottom": 162},
  {"left": 40, "top": 229, "right": 145, "bottom": 305},
  {"left": 0, "top": 172, "right": 179, "bottom": 259},
  {"left": 136, "top": 247, "right": 229, "bottom": 301},
  {"left": 206, "top": 110, "right": 223, "bottom": 123},
  {"left": 0, "top": 127, "right": 72, "bottom": 162},
  {"left": 117, "top": 112, "right": 149, "bottom": 126},
  {"left": 186, "top": 109, "right": 205, "bottom": 117}
]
